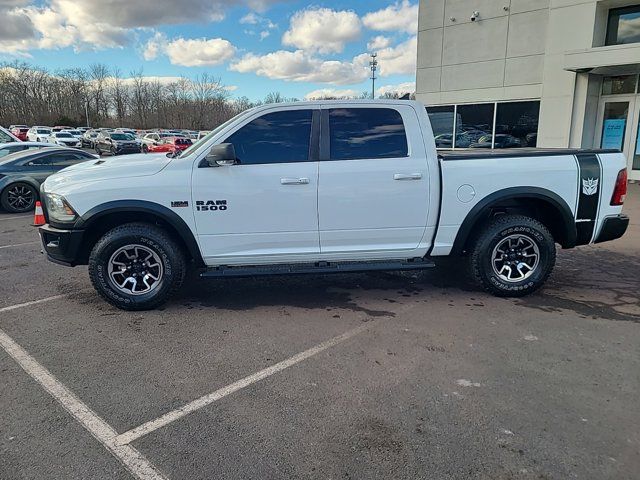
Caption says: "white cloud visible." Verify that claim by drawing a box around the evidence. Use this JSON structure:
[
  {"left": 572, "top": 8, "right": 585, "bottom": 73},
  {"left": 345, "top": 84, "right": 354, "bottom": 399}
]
[
  {"left": 142, "top": 34, "right": 236, "bottom": 67},
  {"left": 367, "top": 35, "right": 392, "bottom": 50},
  {"left": 142, "top": 32, "right": 166, "bottom": 61},
  {"left": 282, "top": 8, "right": 361, "bottom": 54},
  {"left": 0, "top": 0, "right": 281, "bottom": 54},
  {"left": 355, "top": 36, "right": 417, "bottom": 76},
  {"left": 240, "top": 12, "right": 260, "bottom": 24},
  {"left": 164, "top": 38, "right": 236, "bottom": 67},
  {"left": 305, "top": 88, "right": 360, "bottom": 100},
  {"left": 376, "top": 81, "right": 415, "bottom": 97},
  {"left": 230, "top": 49, "right": 369, "bottom": 85},
  {"left": 363, "top": 1, "right": 419, "bottom": 34},
  {"left": 260, "top": 31, "right": 270, "bottom": 41}
]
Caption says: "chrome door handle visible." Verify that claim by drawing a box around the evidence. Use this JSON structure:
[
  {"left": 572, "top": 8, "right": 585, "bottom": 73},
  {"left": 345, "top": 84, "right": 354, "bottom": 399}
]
[
  {"left": 394, "top": 173, "right": 422, "bottom": 181},
  {"left": 281, "top": 177, "right": 310, "bottom": 185}
]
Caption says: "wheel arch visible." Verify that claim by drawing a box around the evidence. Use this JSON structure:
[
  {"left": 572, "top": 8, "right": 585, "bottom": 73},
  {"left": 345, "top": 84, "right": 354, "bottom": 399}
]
[
  {"left": 73, "top": 200, "right": 205, "bottom": 267},
  {"left": 451, "top": 187, "right": 576, "bottom": 255}
]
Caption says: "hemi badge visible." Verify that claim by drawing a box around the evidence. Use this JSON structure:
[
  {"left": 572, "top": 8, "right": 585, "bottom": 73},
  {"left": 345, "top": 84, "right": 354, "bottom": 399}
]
[{"left": 171, "top": 201, "right": 189, "bottom": 208}]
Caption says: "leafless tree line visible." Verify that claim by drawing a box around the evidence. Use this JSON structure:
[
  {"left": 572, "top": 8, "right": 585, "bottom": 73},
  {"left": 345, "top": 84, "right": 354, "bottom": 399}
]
[
  {"left": 0, "top": 61, "right": 414, "bottom": 130},
  {"left": 0, "top": 62, "right": 267, "bottom": 130}
]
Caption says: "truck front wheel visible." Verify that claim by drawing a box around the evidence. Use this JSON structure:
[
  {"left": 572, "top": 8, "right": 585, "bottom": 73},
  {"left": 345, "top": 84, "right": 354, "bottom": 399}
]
[
  {"left": 470, "top": 215, "right": 556, "bottom": 297},
  {"left": 88, "top": 223, "right": 186, "bottom": 310}
]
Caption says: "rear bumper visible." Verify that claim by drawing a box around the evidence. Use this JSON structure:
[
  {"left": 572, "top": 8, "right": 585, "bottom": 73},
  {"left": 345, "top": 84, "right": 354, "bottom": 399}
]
[
  {"left": 594, "top": 215, "right": 629, "bottom": 244},
  {"left": 39, "top": 224, "right": 85, "bottom": 267}
]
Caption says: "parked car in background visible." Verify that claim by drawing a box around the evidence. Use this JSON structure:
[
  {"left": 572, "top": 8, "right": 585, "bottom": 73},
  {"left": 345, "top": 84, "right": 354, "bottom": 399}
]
[
  {"left": 0, "top": 127, "right": 19, "bottom": 143},
  {"left": 52, "top": 125, "right": 72, "bottom": 132},
  {"left": 63, "top": 129, "right": 84, "bottom": 141},
  {"left": 146, "top": 136, "right": 192, "bottom": 154},
  {"left": 0, "top": 147, "right": 97, "bottom": 213},
  {"left": 197, "top": 130, "right": 211, "bottom": 140},
  {"left": 48, "top": 131, "right": 82, "bottom": 147},
  {"left": 27, "top": 126, "right": 53, "bottom": 142},
  {"left": 141, "top": 132, "right": 174, "bottom": 152},
  {"left": 0, "top": 142, "right": 52, "bottom": 159},
  {"left": 94, "top": 132, "right": 140, "bottom": 156},
  {"left": 81, "top": 130, "right": 100, "bottom": 148},
  {"left": 470, "top": 134, "right": 523, "bottom": 149},
  {"left": 11, "top": 127, "right": 29, "bottom": 141}
]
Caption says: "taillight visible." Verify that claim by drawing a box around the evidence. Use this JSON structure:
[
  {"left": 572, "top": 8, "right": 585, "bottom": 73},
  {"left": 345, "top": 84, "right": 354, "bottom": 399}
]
[{"left": 611, "top": 168, "right": 627, "bottom": 206}]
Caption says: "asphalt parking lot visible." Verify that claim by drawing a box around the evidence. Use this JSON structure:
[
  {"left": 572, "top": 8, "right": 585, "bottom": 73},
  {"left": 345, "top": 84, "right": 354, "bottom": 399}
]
[{"left": 1, "top": 186, "right": 639, "bottom": 480}]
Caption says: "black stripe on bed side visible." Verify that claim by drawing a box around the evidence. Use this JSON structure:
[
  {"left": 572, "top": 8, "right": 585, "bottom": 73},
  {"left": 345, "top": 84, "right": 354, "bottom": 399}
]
[{"left": 575, "top": 153, "right": 602, "bottom": 245}]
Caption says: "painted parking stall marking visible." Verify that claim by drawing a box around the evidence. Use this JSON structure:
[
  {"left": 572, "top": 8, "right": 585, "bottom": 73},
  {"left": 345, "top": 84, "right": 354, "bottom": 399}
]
[
  {"left": 0, "top": 241, "right": 39, "bottom": 250},
  {"left": 115, "top": 322, "right": 372, "bottom": 446},
  {"left": 0, "top": 326, "right": 168, "bottom": 480}
]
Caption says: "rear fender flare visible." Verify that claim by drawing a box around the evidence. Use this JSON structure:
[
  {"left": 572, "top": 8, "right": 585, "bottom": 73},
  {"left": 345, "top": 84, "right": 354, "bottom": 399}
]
[{"left": 451, "top": 187, "right": 576, "bottom": 254}]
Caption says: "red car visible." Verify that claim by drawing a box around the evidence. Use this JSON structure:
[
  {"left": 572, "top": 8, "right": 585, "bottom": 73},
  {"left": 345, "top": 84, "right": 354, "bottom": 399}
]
[
  {"left": 147, "top": 136, "right": 192, "bottom": 153},
  {"left": 10, "top": 127, "right": 29, "bottom": 141}
]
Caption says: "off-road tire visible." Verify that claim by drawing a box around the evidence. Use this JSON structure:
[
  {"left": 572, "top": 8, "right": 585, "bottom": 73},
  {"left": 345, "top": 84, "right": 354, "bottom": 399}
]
[
  {"left": 470, "top": 215, "right": 556, "bottom": 297},
  {"left": 88, "top": 223, "right": 186, "bottom": 310}
]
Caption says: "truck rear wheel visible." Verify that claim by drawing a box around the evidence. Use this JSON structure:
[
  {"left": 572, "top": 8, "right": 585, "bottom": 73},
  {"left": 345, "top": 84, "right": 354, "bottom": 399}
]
[
  {"left": 88, "top": 223, "right": 186, "bottom": 310},
  {"left": 470, "top": 215, "right": 556, "bottom": 297}
]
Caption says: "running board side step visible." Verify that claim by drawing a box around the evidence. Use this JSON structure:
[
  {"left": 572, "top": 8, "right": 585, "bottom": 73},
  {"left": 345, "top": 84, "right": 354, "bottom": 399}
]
[{"left": 201, "top": 258, "right": 435, "bottom": 278}]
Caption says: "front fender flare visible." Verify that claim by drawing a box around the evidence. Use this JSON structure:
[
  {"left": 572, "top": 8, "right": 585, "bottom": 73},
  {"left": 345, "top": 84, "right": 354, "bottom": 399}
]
[{"left": 74, "top": 200, "right": 204, "bottom": 266}]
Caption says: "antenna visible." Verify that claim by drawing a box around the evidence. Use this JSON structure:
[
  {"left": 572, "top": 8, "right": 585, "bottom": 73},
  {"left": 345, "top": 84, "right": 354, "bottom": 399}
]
[{"left": 369, "top": 53, "right": 378, "bottom": 99}]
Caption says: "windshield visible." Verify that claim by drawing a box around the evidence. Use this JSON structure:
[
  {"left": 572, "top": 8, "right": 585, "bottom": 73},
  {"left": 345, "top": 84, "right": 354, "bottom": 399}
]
[
  {"left": 56, "top": 133, "right": 72, "bottom": 138},
  {"left": 177, "top": 109, "right": 256, "bottom": 158},
  {"left": 67, "top": 130, "right": 81, "bottom": 135},
  {"left": 111, "top": 133, "right": 133, "bottom": 140},
  {"left": 37, "top": 129, "right": 50, "bottom": 134}
]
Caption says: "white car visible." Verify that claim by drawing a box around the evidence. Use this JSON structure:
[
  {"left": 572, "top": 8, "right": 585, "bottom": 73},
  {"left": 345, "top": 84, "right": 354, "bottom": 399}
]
[
  {"left": 62, "top": 129, "right": 83, "bottom": 141},
  {"left": 27, "top": 126, "right": 53, "bottom": 143},
  {"left": 0, "top": 141, "right": 52, "bottom": 159},
  {"left": 0, "top": 126, "right": 20, "bottom": 143},
  {"left": 38, "top": 100, "right": 629, "bottom": 310},
  {"left": 48, "top": 131, "right": 81, "bottom": 147}
]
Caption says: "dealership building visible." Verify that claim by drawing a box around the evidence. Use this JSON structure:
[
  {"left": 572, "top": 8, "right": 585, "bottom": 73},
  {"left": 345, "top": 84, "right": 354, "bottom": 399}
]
[{"left": 416, "top": 0, "right": 640, "bottom": 180}]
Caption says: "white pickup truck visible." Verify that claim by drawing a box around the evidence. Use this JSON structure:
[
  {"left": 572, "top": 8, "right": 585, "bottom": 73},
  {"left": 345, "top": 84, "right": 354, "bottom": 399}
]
[{"left": 38, "top": 100, "right": 629, "bottom": 310}]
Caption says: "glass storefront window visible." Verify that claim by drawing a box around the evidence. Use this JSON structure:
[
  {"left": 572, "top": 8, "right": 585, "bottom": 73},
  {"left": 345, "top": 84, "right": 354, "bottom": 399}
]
[
  {"left": 455, "top": 104, "right": 494, "bottom": 148},
  {"left": 633, "top": 118, "right": 640, "bottom": 170},
  {"left": 495, "top": 101, "right": 540, "bottom": 148},
  {"left": 602, "top": 75, "right": 638, "bottom": 95},
  {"left": 600, "top": 102, "right": 629, "bottom": 151},
  {"left": 606, "top": 5, "right": 640, "bottom": 46},
  {"left": 427, "top": 101, "right": 540, "bottom": 150},
  {"left": 426, "top": 106, "right": 455, "bottom": 149}
]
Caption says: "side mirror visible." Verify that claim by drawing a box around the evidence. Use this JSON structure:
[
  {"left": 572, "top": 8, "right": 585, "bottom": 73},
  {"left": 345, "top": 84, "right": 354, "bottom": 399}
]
[{"left": 204, "top": 143, "right": 237, "bottom": 167}]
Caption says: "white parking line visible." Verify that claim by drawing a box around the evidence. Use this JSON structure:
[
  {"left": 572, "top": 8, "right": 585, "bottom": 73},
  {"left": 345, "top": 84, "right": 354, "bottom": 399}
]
[
  {"left": 0, "top": 327, "right": 167, "bottom": 480},
  {"left": 115, "top": 322, "right": 372, "bottom": 446},
  {"left": 0, "top": 294, "right": 71, "bottom": 313},
  {"left": 0, "top": 215, "right": 31, "bottom": 221},
  {"left": 0, "top": 241, "right": 39, "bottom": 250}
]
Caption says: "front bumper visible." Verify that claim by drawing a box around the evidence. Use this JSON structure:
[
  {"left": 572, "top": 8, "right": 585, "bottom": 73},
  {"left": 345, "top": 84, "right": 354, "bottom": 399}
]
[
  {"left": 39, "top": 224, "right": 85, "bottom": 266},
  {"left": 595, "top": 214, "right": 629, "bottom": 244},
  {"left": 114, "top": 145, "right": 141, "bottom": 154}
]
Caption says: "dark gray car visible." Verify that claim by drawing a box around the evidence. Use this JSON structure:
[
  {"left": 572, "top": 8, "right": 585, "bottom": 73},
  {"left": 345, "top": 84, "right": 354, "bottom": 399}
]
[{"left": 0, "top": 147, "right": 96, "bottom": 213}]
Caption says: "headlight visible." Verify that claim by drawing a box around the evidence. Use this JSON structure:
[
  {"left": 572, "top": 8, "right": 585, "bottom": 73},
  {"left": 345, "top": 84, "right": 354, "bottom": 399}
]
[{"left": 44, "top": 193, "right": 77, "bottom": 223}]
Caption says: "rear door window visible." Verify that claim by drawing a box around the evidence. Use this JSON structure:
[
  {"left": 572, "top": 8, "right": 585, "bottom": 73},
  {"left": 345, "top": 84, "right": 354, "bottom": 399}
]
[
  {"left": 224, "top": 109, "right": 313, "bottom": 165},
  {"left": 328, "top": 108, "right": 408, "bottom": 160}
]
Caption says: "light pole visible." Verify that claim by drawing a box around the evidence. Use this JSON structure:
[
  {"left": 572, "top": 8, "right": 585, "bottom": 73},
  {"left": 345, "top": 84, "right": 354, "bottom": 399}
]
[{"left": 369, "top": 53, "right": 378, "bottom": 99}]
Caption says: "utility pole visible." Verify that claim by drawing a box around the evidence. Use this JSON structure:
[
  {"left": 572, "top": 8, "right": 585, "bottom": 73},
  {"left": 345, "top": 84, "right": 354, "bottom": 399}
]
[{"left": 369, "top": 53, "right": 378, "bottom": 99}]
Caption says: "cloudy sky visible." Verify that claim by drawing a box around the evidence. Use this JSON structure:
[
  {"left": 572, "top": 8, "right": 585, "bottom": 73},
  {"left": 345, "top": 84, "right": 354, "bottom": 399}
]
[{"left": 0, "top": 0, "right": 418, "bottom": 100}]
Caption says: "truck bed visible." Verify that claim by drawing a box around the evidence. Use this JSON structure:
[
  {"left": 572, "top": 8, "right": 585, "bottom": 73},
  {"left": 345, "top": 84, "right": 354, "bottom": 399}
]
[{"left": 438, "top": 148, "right": 619, "bottom": 161}]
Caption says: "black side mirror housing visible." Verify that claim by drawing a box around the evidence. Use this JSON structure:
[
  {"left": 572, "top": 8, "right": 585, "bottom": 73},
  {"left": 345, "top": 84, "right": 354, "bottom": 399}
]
[{"left": 204, "top": 143, "right": 237, "bottom": 167}]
